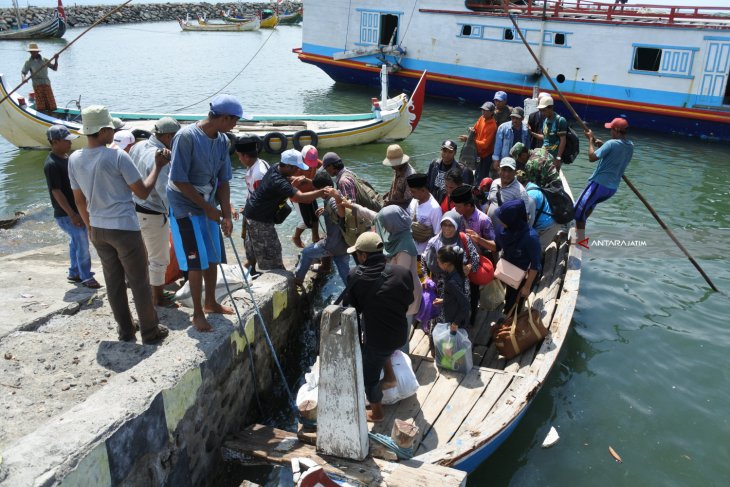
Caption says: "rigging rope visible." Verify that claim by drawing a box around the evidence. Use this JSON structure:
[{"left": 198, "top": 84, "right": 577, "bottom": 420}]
[{"left": 173, "top": 26, "right": 277, "bottom": 113}]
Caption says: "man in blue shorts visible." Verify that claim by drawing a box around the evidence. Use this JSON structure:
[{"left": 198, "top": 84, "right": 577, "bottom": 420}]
[
  {"left": 575, "top": 117, "right": 634, "bottom": 239},
  {"left": 167, "top": 94, "right": 242, "bottom": 332}
]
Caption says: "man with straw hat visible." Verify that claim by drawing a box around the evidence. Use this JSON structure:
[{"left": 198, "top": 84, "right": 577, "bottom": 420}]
[
  {"left": 68, "top": 105, "right": 170, "bottom": 344},
  {"left": 21, "top": 43, "right": 58, "bottom": 114},
  {"left": 382, "top": 144, "right": 415, "bottom": 209}
]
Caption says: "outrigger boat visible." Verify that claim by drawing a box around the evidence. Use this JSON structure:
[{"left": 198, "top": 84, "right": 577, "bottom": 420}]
[
  {"left": 178, "top": 14, "right": 260, "bottom": 32},
  {"left": 0, "top": 0, "right": 66, "bottom": 40},
  {"left": 223, "top": 9, "right": 279, "bottom": 28},
  {"left": 0, "top": 67, "right": 426, "bottom": 152},
  {"left": 225, "top": 195, "right": 583, "bottom": 479}
]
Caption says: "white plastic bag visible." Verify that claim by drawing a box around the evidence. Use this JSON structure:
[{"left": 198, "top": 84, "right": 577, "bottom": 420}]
[
  {"left": 433, "top": 323, "right": 473, "bottom": 374},
  {"left": 382, "top": 350, "right": 419, "bottom": 405},
  {"left": 296, "top": 358, "right": 320, "bottom": 408},
  {"left": 174, "top": 264, "right": 246, "bottom": 308}
]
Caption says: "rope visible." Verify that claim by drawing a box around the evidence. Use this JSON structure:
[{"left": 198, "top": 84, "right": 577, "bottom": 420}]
[
  {"left": 398, "top": 0, "right": 420, "bottom": 47},
  {"left": 173, "top": 26, "right": 277, "bottom": 113},
  {"left": 368, "top": 432, "right": 414, "bottom": 459},
  {"left": 227, "top": 234, "right": 299, "bottom": 416}
]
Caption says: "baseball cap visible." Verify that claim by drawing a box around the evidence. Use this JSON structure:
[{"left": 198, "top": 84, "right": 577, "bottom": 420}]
[
  {"left": 479, "top": 177, "right": 493, "bottom": 191},
  {"left": 153, "top": 117, "right": 181, "bottom": 134},
  {"left": 537, "top": 97, "right": 554, "bottom": 109},
  {"left": 493, "top": 91, "right": 508, "bottom": 102},
  {"left": 441, "top": 139, "right": 457, "bottom": 151},
  {"left": 510, "top": 107, "right": 525, "bottom": 119},
  {"left": 280, "top": 148, "right": 308, "bottom": 170},
  {"left": 209, "top": 94, "right": 249, "bottom": 119},
  {"left": 604, "top": 117, "right": 629, "bottom": 130},
  {"left": 321, "top": 152, "right": 342, "bottom": 168},
  {"left": 347, "top": 232, "right": 383, "bottom": 254},
  {"left": 112, "top": 130, "right": 135, "bottom": 151},
  {"left": 301, "top": 145, "right": 319, "bottom": 169},
  {"left": 499, "top": 157, "right": 517, "bottom": 170},
  {"left": 47, "top": 124, "right": 79, "bottom": 142},
  {"left": 480, "top": 101, "right": 496, "bottom": 112}
]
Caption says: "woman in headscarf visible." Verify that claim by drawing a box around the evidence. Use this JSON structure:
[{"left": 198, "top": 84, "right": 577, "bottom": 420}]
[
  {"left": 374, "top": 206, "right": 423, "bottom": 319},
  {"left": 494, "top": 199, "right": 542, "bottom": 314},
  {"left": 422, "top": 210, "right": 480, "bottom": 325}
]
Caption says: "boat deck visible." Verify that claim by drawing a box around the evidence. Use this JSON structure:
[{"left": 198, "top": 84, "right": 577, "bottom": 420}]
[{"left": 369, "top": 232, "right": 571, "bottom": 459}]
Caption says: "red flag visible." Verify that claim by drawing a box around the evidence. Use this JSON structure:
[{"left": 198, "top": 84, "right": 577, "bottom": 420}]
[{"left": 57, "top": 0, "right": 66, "bottom": 20}]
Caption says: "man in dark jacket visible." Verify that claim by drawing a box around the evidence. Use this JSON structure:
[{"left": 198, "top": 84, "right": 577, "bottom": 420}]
[
  {"left": 426, "top": 139, "right": 474, "bottom": 204},
  {"left": 344, "top": 232, "right": 414, "bottom": 423}
]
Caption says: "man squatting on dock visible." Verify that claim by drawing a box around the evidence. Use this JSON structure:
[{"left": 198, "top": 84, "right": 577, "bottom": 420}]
[{"left": 46, "top": 92, "right": 633, "bottom": 394}]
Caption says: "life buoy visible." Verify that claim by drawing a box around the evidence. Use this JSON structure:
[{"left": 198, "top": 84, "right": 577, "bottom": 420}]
[
  {"left": 292, "top": 130, "right": 319, "bottom": 150},
  {"left": 263, "top": 132, "right": 288, "bottom": 154}
]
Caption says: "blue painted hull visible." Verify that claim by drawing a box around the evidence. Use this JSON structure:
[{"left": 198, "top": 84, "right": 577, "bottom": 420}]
[{"left": 303, "top": 58, "right": 730, "bottom": 142}]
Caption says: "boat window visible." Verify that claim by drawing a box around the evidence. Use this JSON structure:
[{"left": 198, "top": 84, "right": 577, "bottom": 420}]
[
  {"left": 634, "top": 47, "right": 662, "bottom": 72},
  {"left": 503, "top": 28, "right": 514, "bottom": 41},
  {"left": 462, "top": 25, "right": 472, "bottom": 36},
  {"left": 554, "top": 33, "right": 566, "bottom": 45},
  {"left": 379, "top": 14, "right": 399, "bottom": 45},
  {"left": 359, "top": 11, "right": 400, "bottom": 46}
]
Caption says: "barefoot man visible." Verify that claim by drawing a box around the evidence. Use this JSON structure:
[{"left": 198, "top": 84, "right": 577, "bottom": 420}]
[{"left": 167, "top": 95, "right": 243, "bottom": 331}]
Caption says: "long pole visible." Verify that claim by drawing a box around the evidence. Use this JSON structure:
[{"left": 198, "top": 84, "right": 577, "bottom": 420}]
[
  {"left": 502, "top": 2, "right": 720, "bottom": 293},
  {"left": 0, "top": 0, "right": 134, "bottom": 107}
]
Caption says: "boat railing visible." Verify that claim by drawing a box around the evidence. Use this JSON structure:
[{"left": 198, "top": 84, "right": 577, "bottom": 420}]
[{"left": 464, "top": 1, "right": 730, "bottom": 26}]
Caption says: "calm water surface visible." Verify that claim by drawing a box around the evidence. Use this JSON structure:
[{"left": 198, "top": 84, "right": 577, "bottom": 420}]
[{"left": 1, "top": 21, "right": 729, "bottom": 486}]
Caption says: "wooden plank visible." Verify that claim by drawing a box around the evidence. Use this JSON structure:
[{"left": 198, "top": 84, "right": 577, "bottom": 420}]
[
  {"left": 385, "top": 461, "right": 467, "bottom": 486},
  {"left": 417, "top": 367, "right": 496, "bottom": 454},
  {"left": 369, "top": 359, "right": 439, "bottom": 436},
  {"left": 471, "top": 344, "right": 487, "bottom": 367},
  {"left": 411, "top": 329, "right": 432, "bottom": 357},
  {"left": 410, "top": 368, "right": 466, "bottom": 451}
]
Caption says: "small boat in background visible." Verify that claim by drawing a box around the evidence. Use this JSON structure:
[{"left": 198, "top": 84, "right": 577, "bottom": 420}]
[
  {"left": 178, "top": 14, "right": 260, "bottom": 32},
  {"left": 0, "top": 0, "right": 66, "bottom": 40},
  {"left": 278, "top": 9, "right": 303, "bottom": 25},
  {"left": 222, "top": 8, "right": 279, "bottom": 28},
  {"left": 0, "top": 67, "right": 427, "bottom": 152}
]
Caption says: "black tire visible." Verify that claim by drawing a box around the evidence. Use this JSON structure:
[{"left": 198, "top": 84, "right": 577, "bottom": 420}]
[
  {"left": 236, "top": 133, "right": 264, "bottom": 153},
  {"left": 292, "top": 130, "right": 319, "bottom": 150},
  {"left": 263, "top": 132, "right": 288, "bottom": 154}
]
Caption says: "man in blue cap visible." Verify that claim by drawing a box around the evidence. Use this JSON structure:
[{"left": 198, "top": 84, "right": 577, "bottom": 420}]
[
  {"left": 167, "top": 94, "right": 243, "bottom": 332},
  {"left": 493, "top": 90, "right": 513, "bottom": 127}
]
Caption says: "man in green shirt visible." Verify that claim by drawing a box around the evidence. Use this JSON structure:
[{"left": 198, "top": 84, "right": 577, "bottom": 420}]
[
  {"left": 21, "top": 43, "right": 58, "bottom": 114},
  {"left": 529, "top": 96, "right": 567, "bottom": 171}
]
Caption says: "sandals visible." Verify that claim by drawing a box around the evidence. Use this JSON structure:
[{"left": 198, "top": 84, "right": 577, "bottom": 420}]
[
  {"left": 142, "top": 325, "right": 169, "bottom": 345},
  {"left": 67, "top": 275, "right": 81, "bottom": 283},
  {"left": 82, "top": 278, "right": 102, "bottom": 289}
]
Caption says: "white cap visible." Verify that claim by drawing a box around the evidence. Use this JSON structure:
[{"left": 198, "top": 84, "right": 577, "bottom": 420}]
[
  {"left": 112, "top": 130, "right": 135, "bottom": 151},
  {"left": 537, "top": 96, "right": 554, "bottom": 109}
]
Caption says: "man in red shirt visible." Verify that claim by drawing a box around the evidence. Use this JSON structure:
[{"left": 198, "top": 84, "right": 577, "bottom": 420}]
[{"left": 460, "top": 101, "right": 497, "bottom": 182}]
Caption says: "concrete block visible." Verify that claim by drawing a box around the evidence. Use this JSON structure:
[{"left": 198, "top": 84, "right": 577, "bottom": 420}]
[
  {"left": 272, "top": 290, "right": 287, "bottom": 320},
  {"left": 316, "top": 306, "right": 369, "bottom": 460},
  {"left": 58, "top": 443, "right": 111, "bottom": 487},
  {"left": 162, "top": 368, "right": 203, "bottom": 437}
]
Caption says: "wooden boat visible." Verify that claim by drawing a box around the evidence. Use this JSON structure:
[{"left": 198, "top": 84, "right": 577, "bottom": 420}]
[
  {"left": 178, "top": 15, "right": 260, "bottom": 32},
  {"left": 224, "top": 180, "right": 582, "bottom": 478},
  {"left": 258, "top": 10, "right": 279, "bottom": 28},
  {"left": 278, "top": 10, "right": 303, "bottom": 25},
  {"left": 0, "top": 0, "right": 66, "bottom": 40},
  {"left": 0, "top": 67, "right": 426, "bottom": 152}
]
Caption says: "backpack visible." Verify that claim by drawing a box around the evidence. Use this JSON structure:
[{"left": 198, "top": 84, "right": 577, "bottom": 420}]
[
  {"left": 326, "top": 204, "right": 371, "bottom": 246},
  {"left": 562, "top": 124, "right": 580, "bottom": 165},
  {"left": 352, "top": 175, "right": 384, "bottom": 212},
  {"left": 533, "top": 183, "right": 575, "bottom": 224}
]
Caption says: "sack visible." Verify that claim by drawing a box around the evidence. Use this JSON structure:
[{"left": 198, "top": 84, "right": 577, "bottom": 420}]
[
  {"left": 537, "top": 183, "right": 575, "bottom": 224},
  {"left": 382, "top": 350, "right": 419, "bottom": 405},
  {"left": 480, "top": 279, "right": 505, "bottom": 311},
  {"left": 562, "top": 125, "right": 580, "bottom": 165},
  {"left": 273, "top": 200, "right": 292, "bottom": 224},
  {"left": 352, "top": 174, "right": 384, "bottom": 212},
  {"left": 493, "top": 298, "right": 549, "bottom": 359},
  {"left": 459, "top": 232, "right": 494, "bottom": 286},
  {"left": 432, "top": 322, "right": 473, "bottom": 374},
  {"left": 338, "top": 207, "right": 371, "bottom": 246},
  {"left": 494, "top": 258, "right": 527, "bottom": 289},
  {"left": 295, "top": 358, "right": 320, "bottom": 409},
  {"left": 411, "top": 221, "right": 434, "bottom": 243}
]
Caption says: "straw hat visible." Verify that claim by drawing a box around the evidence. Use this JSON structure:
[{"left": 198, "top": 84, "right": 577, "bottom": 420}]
[
  {"left": 27, "top": 43, "right": 41, "bottom": 52},
  {"left": 382, "top": 144, "right": 410, "bottom": 167},
  {"left": 80, "top": 105, "right": 115, "bottom": 135}
]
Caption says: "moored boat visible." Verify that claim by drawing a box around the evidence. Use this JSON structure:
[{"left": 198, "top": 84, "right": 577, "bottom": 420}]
[
  {"left": 178, "top": 15, "right": 260, "bottom": 32},
  {"left": 297, "top": 0, "right": 730, "bottom": 141},
  {"left": 0, "top": 0, "right": 66, "bottom": 40},
  {"left": 0, "top": 67, "right": 426, "bottom": 152},
  {"left": 278, "top": 9, "right": 303, "bottom": 25},
  {"left": 258, "top": 9, "right": 280, "bottom": 28}
]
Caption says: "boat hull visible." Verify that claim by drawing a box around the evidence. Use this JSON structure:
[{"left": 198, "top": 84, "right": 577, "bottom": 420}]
[
  {"left": 0, "top": 15, "right": 65, "bottom": 40},
  {"left": 179, "top": 18, "right": 260, "bottom": 32},
  {"left": 299, "top": 54, "right": 730, "bottom": 142}
]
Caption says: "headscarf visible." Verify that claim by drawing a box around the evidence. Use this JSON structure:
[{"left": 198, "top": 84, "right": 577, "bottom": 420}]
[
  {"left": 495, "top": 199, "right": 529, "bottom": 248},
  {"left": 374, "top": 206, "right": 418, "bottom": 258},
  {"left": 510, "top": 141, "right": 527, "bottom": 160},
  {"left": 425, "top": 211, "right": 465, "bottom": 274}
]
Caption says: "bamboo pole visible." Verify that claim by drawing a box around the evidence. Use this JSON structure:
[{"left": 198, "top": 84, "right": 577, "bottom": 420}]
[
  {"left": 0, "top": 0, "right": 134, "bottom": 107},
  {"left": 501, "top": 1, "right": 720, "bottom": 293}
]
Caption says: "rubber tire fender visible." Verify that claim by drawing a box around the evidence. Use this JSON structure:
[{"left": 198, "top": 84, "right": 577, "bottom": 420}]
[
  {"left": 263, "top": 132, "right": 288, "bottom": 154},
  {"left": 292, "top": 130, "right": 319, "bottom": 150}
]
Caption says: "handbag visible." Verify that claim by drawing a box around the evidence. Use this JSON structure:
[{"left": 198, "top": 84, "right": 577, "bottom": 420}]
[
  {"left": 494, "top": 258, "right": 527, "bottom": 289},
  {"left": 459, "top": 232, "right": 494, "bottom": 286},
  {"left": 493, "top": 298, "right": 549, "bottom": 359},
  {"left": 410, "top": 208, "right": 434, "bottom": 243},
  {"left": 273, "top": 200, "right": 292, "bottom": 224}
]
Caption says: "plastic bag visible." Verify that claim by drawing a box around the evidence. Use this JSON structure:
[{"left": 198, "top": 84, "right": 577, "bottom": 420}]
[
  {"left": 480, "top": 278, "right": 506, "bottom": 311},
  {"left": 432, "top": 323, "right": 473, "bottom": 374},
  {"left": 174, "top": 264, "right": 247, "bottom": 308},
  {"left": 296, "top": 358, "right": 320, "bottom": 408},
  {"left": 415, "top": 277, "right": 441, "bottom": 331},
  {"left": 382, "top": 350, "right": 419, "bottom": 405}
]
